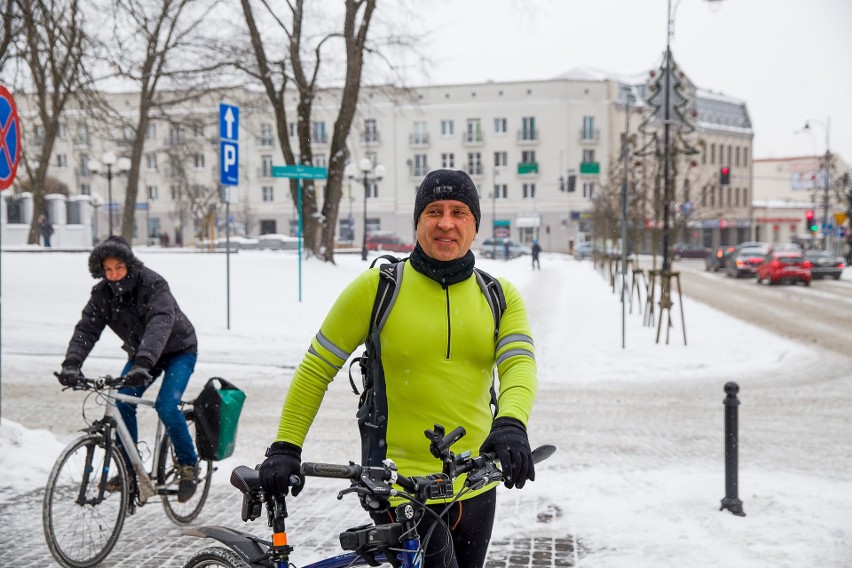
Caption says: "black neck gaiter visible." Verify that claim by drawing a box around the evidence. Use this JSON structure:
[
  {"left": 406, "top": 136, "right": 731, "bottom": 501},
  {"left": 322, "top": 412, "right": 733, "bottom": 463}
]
[{"left": 409, "top": 243, "right": 475, "bottom": 287}]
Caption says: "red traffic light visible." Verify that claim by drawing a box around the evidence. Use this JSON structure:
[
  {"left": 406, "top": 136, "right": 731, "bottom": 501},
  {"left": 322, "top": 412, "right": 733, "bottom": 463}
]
[
  {"left": 805, "top": 209, "right": 814, "bottom": 221},
  {"left": 720, "top": 166, "right": 731, "bottom": 185}
]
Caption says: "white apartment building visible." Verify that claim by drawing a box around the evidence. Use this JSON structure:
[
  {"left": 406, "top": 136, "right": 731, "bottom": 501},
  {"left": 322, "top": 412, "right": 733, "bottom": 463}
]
[{"left": 9, "top": 68, "right": 754, "bottom": 252}]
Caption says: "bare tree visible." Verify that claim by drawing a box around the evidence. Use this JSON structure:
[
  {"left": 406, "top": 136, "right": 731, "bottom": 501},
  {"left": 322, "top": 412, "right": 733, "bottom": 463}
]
[
  {"left": 93, "top": 0, "right": 227, "bottom": 242},
  {"left": 237, "top": 0, "right": 401, "bottom": 262},
  {"left": 14, "top": 0, "right": 93, "bottom": 244},
  {"left": 0, "top": 0, "right": 22, "bottom": 71}
]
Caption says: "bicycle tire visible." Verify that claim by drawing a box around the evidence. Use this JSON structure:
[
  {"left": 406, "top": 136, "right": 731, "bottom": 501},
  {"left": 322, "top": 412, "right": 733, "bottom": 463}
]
[
  {"left": 43, "top": 433, "right": 129, "bottom": 568},
  {"left": 182, "top": 546, "right": 250, "bottom": 568},
  {"left": 158, "top": 428, "right": 213, "bottom": 524}
]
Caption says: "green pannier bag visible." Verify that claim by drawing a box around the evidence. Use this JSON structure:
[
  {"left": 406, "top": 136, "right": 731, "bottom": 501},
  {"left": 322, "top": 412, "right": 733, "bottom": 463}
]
[{"left": 194, "top": 377, "right": 246, "bottom": 461}]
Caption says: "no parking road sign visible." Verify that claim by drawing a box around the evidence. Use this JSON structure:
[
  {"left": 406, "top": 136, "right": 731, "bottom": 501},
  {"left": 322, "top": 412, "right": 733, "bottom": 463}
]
[{"left": 0, "top": 86, "right": 21, "bottom": 190}]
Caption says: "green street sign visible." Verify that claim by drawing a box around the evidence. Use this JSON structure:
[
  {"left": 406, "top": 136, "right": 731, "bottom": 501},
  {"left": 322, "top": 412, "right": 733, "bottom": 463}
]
[{"left": 272, "top": 165, "right": 328, "bottom": 179}]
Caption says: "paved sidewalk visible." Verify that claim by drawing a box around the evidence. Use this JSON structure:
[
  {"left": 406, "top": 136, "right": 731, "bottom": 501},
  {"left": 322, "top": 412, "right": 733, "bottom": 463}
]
[{"left": 0, "top": 479, "right": 583, "bottom": 567}]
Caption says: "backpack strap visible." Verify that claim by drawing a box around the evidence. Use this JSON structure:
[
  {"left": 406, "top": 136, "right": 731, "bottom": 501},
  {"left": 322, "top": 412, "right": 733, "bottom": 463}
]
[{"left": 473, "top": 268, "right": 506, "bottom": 341}]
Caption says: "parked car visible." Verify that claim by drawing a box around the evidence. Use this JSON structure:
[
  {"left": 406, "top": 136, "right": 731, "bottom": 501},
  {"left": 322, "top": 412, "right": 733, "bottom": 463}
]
[
  {"left": 479, "top": 238, "right": 532, "bottom": 259},
  {"left": 673, "top": 243, "right": 708, "bottom": 259},
  {"left": 705, "top": 245, "right": 735, "bottom": 272},
  {"left": 574, "top": 241, "right": 593, "bottom": 260},
  {"left": 726, "top": 247, "right": 766, "bottom": 278},
  {"left": 755, "top": 250, "right": 812, "bottom": 286},
  {"left": 804, "top": 250, "right": 846, "bottom": 280},
  {"left": 365, "top": 234, "right": 415, "bottom": 253}
]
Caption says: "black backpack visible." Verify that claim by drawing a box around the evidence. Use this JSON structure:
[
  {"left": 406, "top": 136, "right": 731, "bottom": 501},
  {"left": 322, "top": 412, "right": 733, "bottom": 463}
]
[{"left": 348, "top": 255, "right": 506, "bottom": 467}]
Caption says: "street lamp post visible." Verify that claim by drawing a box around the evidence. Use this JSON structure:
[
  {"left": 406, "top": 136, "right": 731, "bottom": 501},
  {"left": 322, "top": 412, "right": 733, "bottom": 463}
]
[
  {"left": 89, "top": 151, "right": 131, "bottom": 237},
  {"left": 803, "top": 118, "right": 831, "bottom": 251},
  {"left": 346, "top": 158, "right": 385, "bottom": 261}
]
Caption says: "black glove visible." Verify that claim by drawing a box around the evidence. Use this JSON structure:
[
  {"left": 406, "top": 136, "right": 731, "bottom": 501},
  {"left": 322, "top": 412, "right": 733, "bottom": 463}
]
[
  {"left": 57, "top": 365, "right": 83, "bottom": 387},
  {"left": 124, "top": 365, "right": 153, "bottom": 387},
  {"left": 259, "top": 441, "right": 304, "bottom": 497},
  {"left": 479, "top": 417, "right": 535, "bottom": 489}
]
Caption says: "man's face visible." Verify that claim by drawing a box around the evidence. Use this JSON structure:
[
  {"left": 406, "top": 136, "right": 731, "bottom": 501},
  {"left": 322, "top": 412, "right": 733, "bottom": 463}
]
[
  {"left": 416, "top": 199, "right": 477, "bottom": 261},
  {"left": 103, "top": 258, "right": 128, "bottom": 282}
]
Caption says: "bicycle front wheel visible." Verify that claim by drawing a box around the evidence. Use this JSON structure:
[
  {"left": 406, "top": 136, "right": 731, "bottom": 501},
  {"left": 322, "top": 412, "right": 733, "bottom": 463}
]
[
  {"left": 158, "top": 430, "right": 213, "bottom": 524},
  {"left": 182, "top": 546, "right": 249, "bottom": 568},
  {"left": 43, "top": 434, "right": 129, "bottom": 568}
]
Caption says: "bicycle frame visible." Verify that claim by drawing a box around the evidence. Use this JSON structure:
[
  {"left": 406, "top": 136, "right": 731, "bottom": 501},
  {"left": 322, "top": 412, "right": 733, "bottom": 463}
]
[{"left": 96, "top": 386, "right": 169, "bottom": 503}]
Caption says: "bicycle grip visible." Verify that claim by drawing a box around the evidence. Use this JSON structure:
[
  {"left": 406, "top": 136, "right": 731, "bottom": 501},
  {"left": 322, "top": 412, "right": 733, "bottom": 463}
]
[{"left": 302, "top": 462, "right": 361, "bottom": 479}]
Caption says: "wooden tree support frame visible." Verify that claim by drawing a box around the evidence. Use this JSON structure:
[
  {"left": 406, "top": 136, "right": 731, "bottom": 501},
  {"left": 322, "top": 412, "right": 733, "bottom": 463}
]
[
  {"left": 643, "top": 269, "right": 660, "bottom": 328},
  {"left": 655, "top": 271, "right": 687, "bottom": 345},
  {"left": 630, "top": 266, "right": 646, "bottom": 315}
]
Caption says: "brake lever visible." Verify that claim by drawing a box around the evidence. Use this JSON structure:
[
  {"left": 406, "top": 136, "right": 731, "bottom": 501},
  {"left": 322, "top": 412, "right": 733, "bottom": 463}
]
[{"left": 337, "top": 486, "right": 370, "bottom": 500}]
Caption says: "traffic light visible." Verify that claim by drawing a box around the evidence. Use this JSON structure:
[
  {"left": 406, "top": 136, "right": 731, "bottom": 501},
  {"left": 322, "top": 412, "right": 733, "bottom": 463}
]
[
  {"left": 719, "top": 166, "right": 731, "bottom": 185},
  {"left": 805, "top": 209, "right": 818, "bottom": 232}
]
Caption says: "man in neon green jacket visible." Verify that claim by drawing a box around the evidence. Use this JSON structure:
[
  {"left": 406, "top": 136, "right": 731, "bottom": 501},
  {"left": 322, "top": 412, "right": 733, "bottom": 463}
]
[{"left": 260, "top": 168, "right": 537, "bottom": 567}]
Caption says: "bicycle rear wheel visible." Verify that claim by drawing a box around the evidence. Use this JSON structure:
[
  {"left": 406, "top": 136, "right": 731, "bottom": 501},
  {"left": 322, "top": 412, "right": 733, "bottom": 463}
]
[
  {"left": 158, "top": 429, "right": 213, "bottom": 524},
  {"left": 43, "top": 434, "right": 129, "bottom": 568},
  {"left": 182, "top": 546, "right": 249, "bottom": 568}
]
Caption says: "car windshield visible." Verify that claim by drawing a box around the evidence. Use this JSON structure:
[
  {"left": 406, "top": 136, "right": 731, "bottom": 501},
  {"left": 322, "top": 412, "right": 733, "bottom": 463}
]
[
  {"left": 777, "top": 254, "right": 804, "bottom": 264},
  {"left": 739, "top": 248, "right": 765, "bottom": 256},
  {"left": 806, "top": 251, "right": 831, "bottom": 259}
]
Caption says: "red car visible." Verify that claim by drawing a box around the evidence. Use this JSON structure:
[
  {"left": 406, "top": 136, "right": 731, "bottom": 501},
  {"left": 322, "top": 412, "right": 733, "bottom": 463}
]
[
  {"left": 755, "top": 251, "right": 812, "bottom": 286},
  {"left": 366, "top": 234, "right": 415, "bottom": 253}
]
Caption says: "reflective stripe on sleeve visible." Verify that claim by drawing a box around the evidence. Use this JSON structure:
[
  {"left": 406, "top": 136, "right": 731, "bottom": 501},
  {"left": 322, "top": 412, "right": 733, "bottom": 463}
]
[
  {"left": 307, "top": 345, "right": 342, "bottom": 371},
  {"left": 316, "top": 330, "right": 351, "bottom": 361}
]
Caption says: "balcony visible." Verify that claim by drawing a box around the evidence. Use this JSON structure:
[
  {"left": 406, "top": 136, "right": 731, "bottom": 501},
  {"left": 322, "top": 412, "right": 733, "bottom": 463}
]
[
  {"left": 580, "top": 162, "right": 600, "bottom": 175},
  {"left": 517, "top": 129, "right": 539, "bottom": 144},
  {"left": 517, "top": 161, "right": 539, "bottom": 175},
  {"left": 362, "top": 132, "right": 381, "bottom": 145},
  {"left": 579, "top": 128, "right": 600, "bottom": 144},
  {"left": 463, "top": 132, "right": 484, "bottom": 146},
  {"left": 409, "top": 133, "right": 430, "bottom": 147}
]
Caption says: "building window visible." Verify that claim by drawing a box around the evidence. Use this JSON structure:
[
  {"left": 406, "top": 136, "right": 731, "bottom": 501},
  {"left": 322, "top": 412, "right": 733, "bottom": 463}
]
[
  {"left": 311, "top": 121, "right": 328, "bottom": 143},
  {"left": 743, "top": 149, "right": 748, "bottom": 167},
  {"left": 521, "top": 150, "right": 536, "bottom": 164},
  {"left": 79, "top": 183, "right": 91, "bottom": 195},
  {"left": 147, "top": 185, "right": 158, "bottom": 200},
  {"left": 288, "top": 123, "right": 296, "bottom": 137},
  {"left": 522, "top": 183, "right": 536, "bottom": 199},
  {"left": 262, "top": 186, "right": 274, "bottom": 202},
  {"left": 364, "top": 118, "right": 379, "bottom": 143},
  {"left": 441, "top": 119, "right": 454, "bottom": 136},
  {"left": 465, "top": 119, "right": 482, "bottom": 143},
  {"left": 441, "top": 153, "right": 455, "bottom": 168},
  {"left": 367, "top": 180, "right": 379, "bottom": 199},
  {"left": 710, "top": 144, "right": 715, "bottom": 164},
  {"left": 494, "top": 183, "right": 507, "bottom": 199},
  {"left": 583, "top": 182, "right": 595, "bottom": 199},
  {"left": 521, "top": 116, "right": 537, "bottom": 141},
  {"left": 56, "top": 154, "right": 67, "bottom": 167},
  {"left": 260, "top": 123, "right": 274, "bottom": 146},
  {"left": 467, "top": 152, "right": 483, "bottom": 176},
  {"left": 727, "top": 186, "right": 732, "bottom": 206},
  {"left": 735, "top": 147, "right": 740, "bottom": 167},
  {"left": 735, "top": 187, "right": 740, "bottom": 206},
  {"left": 413, "top": 154, "right": 429, "bottom": 177},
  {"left": 261, "top": 155, "right": 273, "bottom": 177},
  {"left": 411, "top": 121, "right": 429, "bottom": 145},
  {"left": 494, "top": 151, "right": 508, "bottom": 167},
  {"left": 581, "top": 116, "right": 595, "bottom": 140},
  {"left": 494, "top": 118, "right": 507, "bottom": 134},
  {"left": 582, "top": 149, "right": 596, "bottom": 163},
  {"left": 314, "top": 154, "right": 327, "bottom": 168},
  {"left": 146, "top": 122, "right": 156, "bottom": 139},
  {"left": 195, "top": 153, "right": 205, "bottom": 169},
  {"left": 169, "top": 124, "right": 182, "bottom": 146},
  {"left": 194, "top": 123, "right": 204, "bottom": 138},
  {"left": 57, "top": 122, "right": 66, "bottom": 139},
  {"left": 74, "top": 124, "right": 90, "bottom": 146},
  {"left": 743, "top": 187, "right": 748, "bottom": 204},
  {"left": 145, "top": 153, "right": 157, "bottom": 170}
]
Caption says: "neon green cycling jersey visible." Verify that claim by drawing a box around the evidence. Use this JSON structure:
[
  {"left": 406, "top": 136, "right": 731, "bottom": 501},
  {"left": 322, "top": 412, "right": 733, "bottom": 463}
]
[{"left": 275, "top": 260, "right": 537, "bottom": 502}]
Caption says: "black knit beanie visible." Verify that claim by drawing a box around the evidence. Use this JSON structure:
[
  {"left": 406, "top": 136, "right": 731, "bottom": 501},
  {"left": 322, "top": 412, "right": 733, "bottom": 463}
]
[{"left": 413, "top": 169, "right": 481, "bottom": 231}]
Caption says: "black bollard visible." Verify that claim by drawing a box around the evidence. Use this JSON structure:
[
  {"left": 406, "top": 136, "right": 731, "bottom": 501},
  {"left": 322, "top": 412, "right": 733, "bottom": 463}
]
[{"left": 720, "top": 381, "right": 746, "bottom": 516}]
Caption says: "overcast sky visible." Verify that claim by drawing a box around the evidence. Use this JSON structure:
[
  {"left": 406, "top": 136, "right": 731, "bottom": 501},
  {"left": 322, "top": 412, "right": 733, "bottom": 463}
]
[{"left": 403, "top": 0, "right": 852, "bottom": 163}]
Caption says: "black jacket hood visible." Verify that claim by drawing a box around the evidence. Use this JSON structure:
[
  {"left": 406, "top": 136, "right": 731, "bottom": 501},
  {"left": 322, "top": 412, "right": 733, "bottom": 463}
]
[{"left": 88, "top": 236, "right": 144, "bottom": 279}]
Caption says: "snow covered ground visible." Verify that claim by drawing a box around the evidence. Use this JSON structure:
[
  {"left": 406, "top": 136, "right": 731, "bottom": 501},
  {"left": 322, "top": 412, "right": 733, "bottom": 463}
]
[{"left": 1, "top": 247, "right": 850, "bottom": 566}]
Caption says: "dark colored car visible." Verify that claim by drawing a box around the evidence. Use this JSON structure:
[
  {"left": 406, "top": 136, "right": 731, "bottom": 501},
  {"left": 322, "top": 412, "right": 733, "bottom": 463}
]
[
  {"left": 673, "top": 243, "right": 708, "bottom": 259},
  {"left": 705, "top": 245, "right": 736, "bottom": 272},
  {"left": 756, "top": 251, "right": 812, "bottom": 286},
  {"left": 366, "top": 234, "right": 415, "bottom": 253},
  {"left": 804, "top": 250, "right": 846, "bottom": 280},
  {"left": 726, "top": 247, "right": 767, "bottom": 278}
]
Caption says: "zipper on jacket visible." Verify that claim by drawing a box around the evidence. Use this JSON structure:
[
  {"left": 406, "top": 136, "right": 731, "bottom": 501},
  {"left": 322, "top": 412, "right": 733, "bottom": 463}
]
[{"left": 444, "top": 287, "right": 451, "bottom": 359}]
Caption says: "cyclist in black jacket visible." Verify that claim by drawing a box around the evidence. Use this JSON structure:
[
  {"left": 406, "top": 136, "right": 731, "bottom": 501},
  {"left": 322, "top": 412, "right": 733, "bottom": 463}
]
[{"left": 57, "top": 235, "right": 200, "bottom": 502}]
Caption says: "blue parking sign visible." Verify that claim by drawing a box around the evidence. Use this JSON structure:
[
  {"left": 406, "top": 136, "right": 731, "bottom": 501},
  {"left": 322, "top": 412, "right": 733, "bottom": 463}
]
[{"left": 219, "top": 103, "right": 239, "bottom": 185}]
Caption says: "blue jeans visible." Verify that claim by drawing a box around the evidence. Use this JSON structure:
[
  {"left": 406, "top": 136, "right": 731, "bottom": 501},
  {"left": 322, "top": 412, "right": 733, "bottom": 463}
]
[{"left": 116, "top": 352, "right": 199, "bottom": 467}]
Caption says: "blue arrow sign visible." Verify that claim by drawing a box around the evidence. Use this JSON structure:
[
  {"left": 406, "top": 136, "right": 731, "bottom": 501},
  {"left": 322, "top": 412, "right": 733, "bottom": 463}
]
[{"left": 219, "top": 104, "right": 239, "bottom": 141}]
